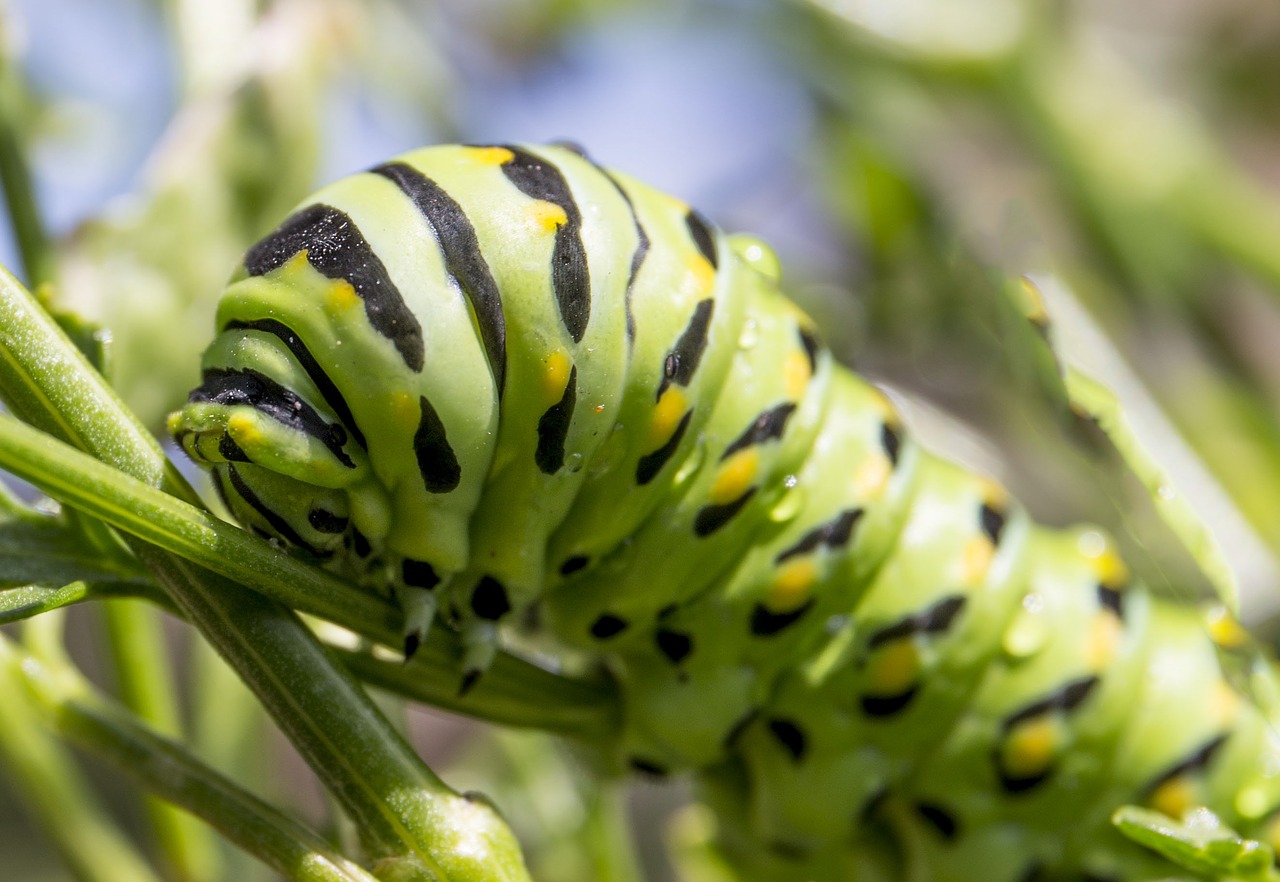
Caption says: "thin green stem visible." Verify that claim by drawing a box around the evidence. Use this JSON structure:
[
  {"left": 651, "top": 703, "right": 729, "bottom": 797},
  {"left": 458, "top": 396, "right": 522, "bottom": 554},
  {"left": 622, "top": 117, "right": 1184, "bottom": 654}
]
[
  {"left": 0, "top": 59, "right": 54, "bottom": 288},
  {"left": 0, "top": 632, "right": 164, "bottom": 882},
  {"left": 10, "top": 633, "right": 384, "bottom": 882},
  {"left": 101, "top": 598, "right": 225, "bottom": 882}
]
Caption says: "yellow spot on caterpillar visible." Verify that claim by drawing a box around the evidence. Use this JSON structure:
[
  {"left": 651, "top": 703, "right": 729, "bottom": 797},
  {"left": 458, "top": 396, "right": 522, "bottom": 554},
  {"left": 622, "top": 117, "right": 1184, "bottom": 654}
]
[
  {"left": 709, "top": 449, "right": 759, "bottom": 506},
  {"left": 957, "top": 536, "right": 995, "bottom": 587},
  {"left": 854, "top": 453, "right": 891, "bottom": 501},
  {"left": 690, "top": 254, "right": 716, "bottom": 295},
  {"left": 1204, "top": 605, "right": 1249, "bottom": 650},
  {"left": 531, "top": 201, "right": 567, "bottom": 232},
  {"left": 647, "top": 387, "right": 688, "bottom": 450},
  {"left": 542, "top": 351, "right": 572, "bottom": 405},
  {"left": 864, "top": 641, "right": 919, "bottom": 697},
  {"left": 1085, "top": 611, "right": 1123, "bottom": 670},
  {"left": 1000, "top": 717, "right": 1059, "bottom": 780},
  {"left": 468, "top": 145, "right": 515, "bottom": 166},
  {"left": 766, "top": 559, "right": 817, "bottom": 613},
  {"left": 326, "top": 279, "right": 360, "bottom": 314},
  {"left": 783, "top": 349, "right": 811, "bottom": 399},
  {"left": 226, "top": 412, "right": 263, "bottom": 448},
  {"left": 1148, "top": 776, "right": 1196, "bottom": 820}
]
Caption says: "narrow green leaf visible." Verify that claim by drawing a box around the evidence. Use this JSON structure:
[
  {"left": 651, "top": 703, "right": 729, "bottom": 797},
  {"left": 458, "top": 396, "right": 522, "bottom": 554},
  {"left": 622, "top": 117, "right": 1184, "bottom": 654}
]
[{"left": 1113, "top": 806, "right": 1278, "bottom": 880}]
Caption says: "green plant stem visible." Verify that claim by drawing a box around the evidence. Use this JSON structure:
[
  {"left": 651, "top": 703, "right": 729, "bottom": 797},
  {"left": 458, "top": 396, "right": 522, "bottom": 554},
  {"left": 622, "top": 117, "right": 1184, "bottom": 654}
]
[
  {"left": 0, "top": 265, "right": 534, "bottom": 878},
  {"left": 0, "top": 409, "right": 617, "bottom": 738},
  {"left": 0, "top": 59, "right": 54, "bottom": 288},
  {"left": 7, "top": 631, "right": 384, "bottom": 882},
  {"left": 331, "top": 645, "right": 616, "bottom": 742},
  {"left": 0, "top": 633, "right": 165, "bottom": 882},
  {"left": 102, "top": 598, "right": 226, "bottom": 882}
]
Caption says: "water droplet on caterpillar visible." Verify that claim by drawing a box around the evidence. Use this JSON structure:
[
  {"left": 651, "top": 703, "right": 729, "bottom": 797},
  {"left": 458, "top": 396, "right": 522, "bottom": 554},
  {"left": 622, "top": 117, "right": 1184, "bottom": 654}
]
[{"left": 769, "top": 478, "right": 805, "bottom": 523}]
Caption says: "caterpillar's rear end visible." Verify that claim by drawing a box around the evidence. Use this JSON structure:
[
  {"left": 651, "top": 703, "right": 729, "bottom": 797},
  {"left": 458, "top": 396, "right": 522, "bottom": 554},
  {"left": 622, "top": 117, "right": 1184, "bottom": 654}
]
[{"left": 170, "top": 143, "right": 1280, "bottom": 881}]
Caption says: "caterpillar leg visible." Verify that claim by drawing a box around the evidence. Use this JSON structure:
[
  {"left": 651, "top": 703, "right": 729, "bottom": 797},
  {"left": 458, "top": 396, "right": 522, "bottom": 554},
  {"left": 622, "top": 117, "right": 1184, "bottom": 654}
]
[
  {"left": 459, "top": 620, "right": 499, "bottom": 695},
  {"left": 399, "top": 586, "right": 438, "bottom": 658}
]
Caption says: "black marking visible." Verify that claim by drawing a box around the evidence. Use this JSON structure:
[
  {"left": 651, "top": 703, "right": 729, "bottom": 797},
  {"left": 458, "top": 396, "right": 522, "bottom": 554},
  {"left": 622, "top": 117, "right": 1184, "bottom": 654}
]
[
  {"left": 1003, "top": 676, "right": 1099, "bottom": 731},
  {"left": 655, "top": 628, "right": 694, "bottom": 664},
  {"left": 861, "top": 688, "right": 919, "bottom": 717},
  {"left": 867, "top": 595, "right": 968, "bottom": 651},
  {"left": 685, "top": 209, "right": 719, "bottom": 270},
  {"left": 798, "top": 326, "right": 820, "bottom": 375},
  {"left": 307, "top": 508, "right": 348, "bottom": 534},
  {"left": 980, "top": 503, "right": 1007, "bottom": 546},
  {"left": 470, "top": 576, "right": 511, "bottom": 621},
  {"left": 1145, "top": 734, "right": 1230, "bottom": 799},
  {"left": 694, "top": 488, "right": 757, "bottom": 537},
  {"left": 403, "top": 632, "right": 420, "bottom": 660},
  {"left": 767, "top": 718, "right": 807, "bottom": 762},
  {"left": 635, "top": 410, "right": 692, "bottom": 485},
  {"left": 218, "top": 434, "right": 250, "bottom": 463},
  {"left": 244, "top": 203, "right": 423, "bottom": 371},
  {"left": 600, "top": 171, "right": 649, "bottom": 342},
  {"left": 535, "top": 365, "right": 577, "bottom": 474},
  {"left": 657, "top": 604, "right": 678, "bottom": 620},
  {"left": 350, "top": 529, "right": 372, "bottom": 559},
  {"left": 191, "top": 367, "right": 356, "bottom": 469},
  {"left": 589, "top": 614, "right": 629, "bottom": 639},
  {"left": 657, "top": 298, "right": 715, "bottom": 398},
  {"left": 881, "top": 422, "right": 902, "bottom": 467},
  {"left": 402, "top": 559, "right": 440, "bottom": 590},
  {"left": 749, "top": 598, "right": 815, "bottom": 637},
  {"left": 776, "top": 508, "right": 864, "bottom": 563},
  {"left": 628, "top": 758, "right": 667, "bottom": 777},
  {"left": 915, "top": 803, "right": 959, "bottom": 840},
  {"left": 559, "top": 555, "right": 590, "bottom": 576},
  {"left": 371, "top": 162, "right": 507, "bottom": 394},
  {"left": 225, "top": 465, "right": 326, "bottom": 558},
  {"left": 722, "top": 403, "right": 798, "bottom": 459},
  {"left": 1096, "top": 583, "right": 1125, "bottom": 620},
  {"left": 225, "top": 318, "right": 368, "bottom": 450},
  {"left": 497, "top": 146, "right": 591, "bottom": 342},
  {"left": 414, "top": 396, "right": 462, "bottom": 493}
]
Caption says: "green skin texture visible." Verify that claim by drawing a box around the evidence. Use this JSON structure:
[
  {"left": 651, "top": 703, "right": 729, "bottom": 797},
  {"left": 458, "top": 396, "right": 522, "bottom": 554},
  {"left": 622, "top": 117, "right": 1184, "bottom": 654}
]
[{"left": 170, "top": 144, "right": 1280, "bottom": 881}]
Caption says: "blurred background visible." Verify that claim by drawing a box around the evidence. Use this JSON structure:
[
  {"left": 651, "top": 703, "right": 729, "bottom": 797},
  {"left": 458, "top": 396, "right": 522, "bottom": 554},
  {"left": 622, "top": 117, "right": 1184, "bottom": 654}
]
[{"left": 2, "top": 0, "right": 1280, "bottom": 878}]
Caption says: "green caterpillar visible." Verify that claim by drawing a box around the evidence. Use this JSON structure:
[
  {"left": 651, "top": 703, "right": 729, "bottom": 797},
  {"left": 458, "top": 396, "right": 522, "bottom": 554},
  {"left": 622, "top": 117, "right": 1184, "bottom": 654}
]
[{"left": 169, "top": 143, "right": 1280, "bottom": 881}]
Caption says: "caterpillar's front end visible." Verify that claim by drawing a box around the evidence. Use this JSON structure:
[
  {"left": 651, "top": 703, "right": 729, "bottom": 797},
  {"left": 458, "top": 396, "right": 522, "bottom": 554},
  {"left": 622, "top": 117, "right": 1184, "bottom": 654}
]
[{"left": 169, "top": 161, "right": 506, "bottom": 652}]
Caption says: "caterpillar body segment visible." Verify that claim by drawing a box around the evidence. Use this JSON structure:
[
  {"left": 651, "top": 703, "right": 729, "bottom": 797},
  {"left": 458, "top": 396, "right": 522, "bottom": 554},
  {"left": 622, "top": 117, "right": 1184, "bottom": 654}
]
[{"left": 170, "top": 142, "right": 1280, "bottom": 881}]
